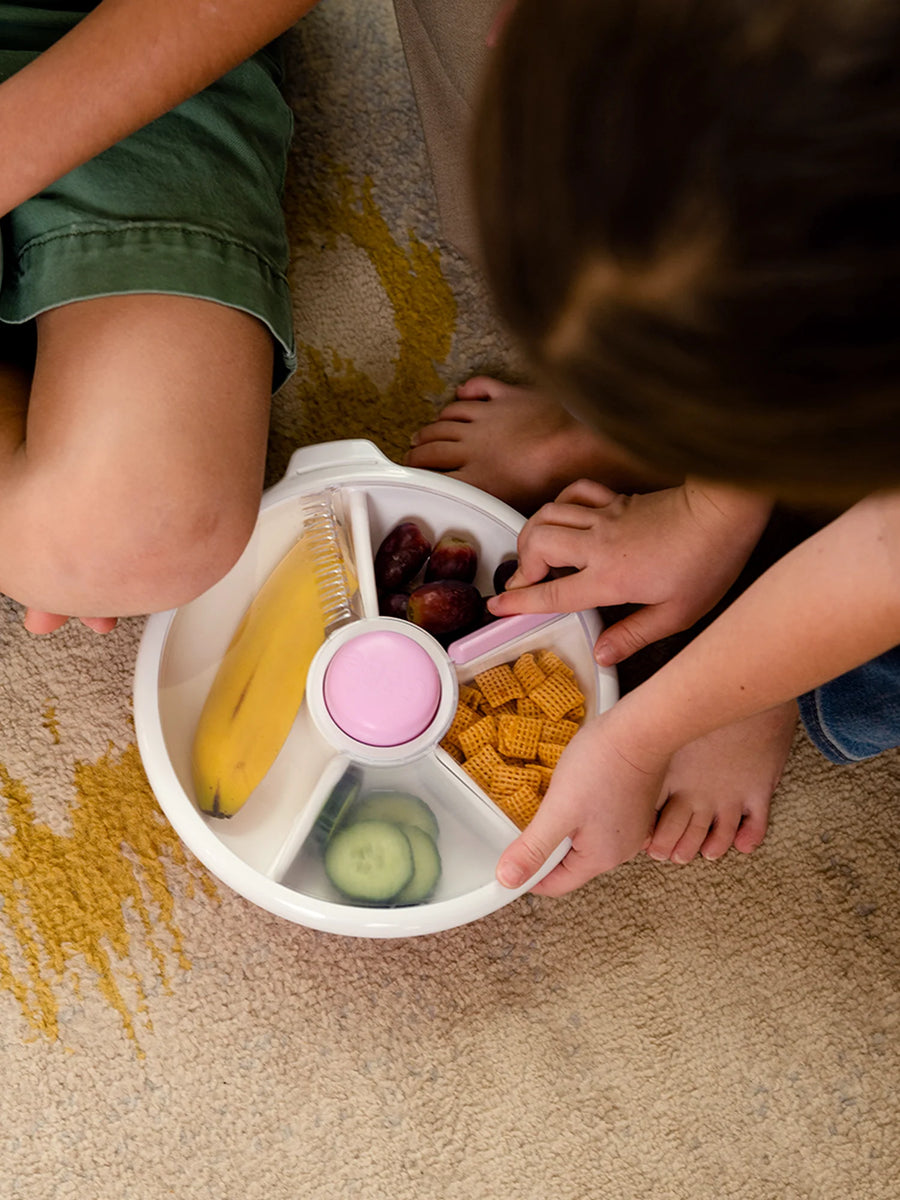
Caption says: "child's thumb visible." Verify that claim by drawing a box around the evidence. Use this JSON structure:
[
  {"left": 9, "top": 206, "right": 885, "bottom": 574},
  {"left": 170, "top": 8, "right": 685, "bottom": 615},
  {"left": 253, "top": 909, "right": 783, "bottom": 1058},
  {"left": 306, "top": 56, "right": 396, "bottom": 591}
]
[{"left": 496, "top": 812, "right": 570, "bottom": 890}]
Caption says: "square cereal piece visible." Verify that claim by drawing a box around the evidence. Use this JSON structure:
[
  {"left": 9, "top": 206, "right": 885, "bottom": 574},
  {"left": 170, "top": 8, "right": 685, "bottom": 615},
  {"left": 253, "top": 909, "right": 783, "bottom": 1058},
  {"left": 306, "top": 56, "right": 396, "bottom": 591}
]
[
  {"left": 474, "top": 662, "right": 525, "bottom": 708},
  {"left": 495, "top": 784, "right": 542, "bottom": 830},
  {"left": 439, "top": 738, "right": 464, "bottom": 763},
  {"left": 512, "top": 652, "right": 546, "bottom": 693},
  {"left": 568, "top": 704, "right": 586, "bottom": 719},
  {"left": 517, "top": 696, "right": 545, "bottom": 719},
  {"left": 529, "top": 669, "right": 585, "bottom": 721},
  {"left": 491, "top": 699, "right": 520, "bottom": 718},
  {"left": 490, "top": 762, "right": 543, "bottom": 795},
  {"left": 457, "top": 683, "right": 483, "bottom": 710},
  {"left": 462, "top": 744, "right": 506, "bottom": 792},
  {"left": 540, "top": 718, "right": 580, "bottom": 746},
  {"left": 496, "top": 714, "right": 543, "bottom": 761},
  {"left": 535, "top": 649, "right": 576, "bottom": 678},
  {"left": 442, "top": 702, "right": 480, "bottom": 748},
  {"left": 537, "top": 741, "right": 565, "bottom": 768},
  {"left": 458, "top": 714, "right": 498, "bottom": 759}
]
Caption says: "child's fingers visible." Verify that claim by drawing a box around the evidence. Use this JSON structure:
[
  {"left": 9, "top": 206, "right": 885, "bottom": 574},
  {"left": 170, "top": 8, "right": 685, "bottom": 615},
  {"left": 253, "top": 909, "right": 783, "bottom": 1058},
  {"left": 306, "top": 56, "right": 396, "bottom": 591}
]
[
  {"left": 552, "top": 478, "right": 620, "bottom": 509},
  {"left": 593, "top": 601, "right": 689, "bottom": 665},
  {"left": 498, "top": 821, "right": 630, "bottom": 898},
  {"left": 496, "top": 780, "right": 645, "bottom": 898},
  {"left": 488, "top": 571, "right": 598, "bottom": 617},
  {"left": 527, "top": 845, "right": 616, "bottom": 897},
  {"left": 495, "top": 797, "right": 587, "bottom": 894},
  {"left": 527, "top": 498, "right": 604, "bottom": 531},
  {"left": 512, "top": 518, "right": 594, "bottom": 586}
]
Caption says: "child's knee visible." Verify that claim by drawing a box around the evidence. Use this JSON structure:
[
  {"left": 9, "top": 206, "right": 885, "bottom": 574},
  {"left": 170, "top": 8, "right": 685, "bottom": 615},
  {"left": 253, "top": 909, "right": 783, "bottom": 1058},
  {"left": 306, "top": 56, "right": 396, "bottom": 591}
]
[
  {"left": 53, "top": 472, "right": 259, "bottom": 616},
  {"left": 131, "top": 490, "right": 257, "bottom": 611}
]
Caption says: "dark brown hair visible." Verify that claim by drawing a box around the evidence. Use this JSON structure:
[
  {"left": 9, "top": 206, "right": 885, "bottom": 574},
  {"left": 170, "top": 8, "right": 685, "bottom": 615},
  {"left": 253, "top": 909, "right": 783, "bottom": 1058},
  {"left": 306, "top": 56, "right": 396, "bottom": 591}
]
[{"left": 473, "top": 0, "right": 900, "bottom": 503}]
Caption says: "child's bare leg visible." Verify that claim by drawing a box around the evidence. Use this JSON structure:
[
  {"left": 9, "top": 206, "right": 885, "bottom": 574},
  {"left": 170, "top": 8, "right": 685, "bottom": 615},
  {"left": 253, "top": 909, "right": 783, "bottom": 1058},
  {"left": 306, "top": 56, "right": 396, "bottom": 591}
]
[
  {"left": 407, "top": 375, "right": 674, "bottom": 511},
  {"left": 0, "top": 293, "right": 273, "bottom": 625},
  {"left": 645, "top": 701, "right": 798, "bottom": 864}
]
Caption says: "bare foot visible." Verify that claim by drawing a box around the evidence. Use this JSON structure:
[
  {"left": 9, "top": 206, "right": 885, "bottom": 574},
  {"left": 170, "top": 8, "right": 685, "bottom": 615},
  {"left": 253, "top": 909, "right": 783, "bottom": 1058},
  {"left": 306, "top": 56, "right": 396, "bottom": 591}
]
[
  {"left": 406, "top": 376, "right": 672, "bottom": 513},
  {"left": 645, "top": 701, "right": 798, "bottom": 864}
]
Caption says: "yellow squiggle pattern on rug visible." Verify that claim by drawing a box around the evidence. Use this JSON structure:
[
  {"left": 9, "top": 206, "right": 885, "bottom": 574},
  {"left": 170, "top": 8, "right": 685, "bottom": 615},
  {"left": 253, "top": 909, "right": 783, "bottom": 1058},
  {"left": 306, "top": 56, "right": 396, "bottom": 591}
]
[
  {"left": 0, "top": 170, "right": 456, "bottom": 1051},
  {"left": 0, "top": 743, "right": 216, "bottom": 1055},
  {"left": 286, "top": 169, "right": 457, "bottom": 464}
]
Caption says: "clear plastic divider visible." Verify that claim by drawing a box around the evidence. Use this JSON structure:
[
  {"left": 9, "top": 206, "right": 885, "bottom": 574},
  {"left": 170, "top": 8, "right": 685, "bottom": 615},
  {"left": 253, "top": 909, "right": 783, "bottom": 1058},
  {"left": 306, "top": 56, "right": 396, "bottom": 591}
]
[
  {"left": 344, "top": 486, "right": 379, "bottom": 619},
  {"left": 278, "top": 751, "right": 514, "bottom": 904}
]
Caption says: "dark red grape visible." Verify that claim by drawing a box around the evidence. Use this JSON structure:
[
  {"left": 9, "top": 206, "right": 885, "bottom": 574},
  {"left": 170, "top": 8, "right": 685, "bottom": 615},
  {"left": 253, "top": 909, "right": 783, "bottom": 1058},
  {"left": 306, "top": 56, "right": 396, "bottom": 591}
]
[
  {"left": 373, "top": 521, "right": 431, "bottom": 590},
  {"left": 424, "top": 534, "right": 478, "bottom": 584},
  {"left": 492, "top": 558, "right": 519, "bottom": 594},
  {"left": 406, "top": 580, "right": 484, "bottom": 638}
]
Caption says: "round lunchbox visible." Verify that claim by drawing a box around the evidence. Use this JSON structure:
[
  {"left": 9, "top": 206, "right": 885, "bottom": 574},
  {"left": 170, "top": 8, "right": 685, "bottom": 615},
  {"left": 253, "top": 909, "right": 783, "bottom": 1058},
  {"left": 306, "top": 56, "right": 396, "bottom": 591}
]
[{"left": 133, "top": 440, "right": 618, "bottom": 937}]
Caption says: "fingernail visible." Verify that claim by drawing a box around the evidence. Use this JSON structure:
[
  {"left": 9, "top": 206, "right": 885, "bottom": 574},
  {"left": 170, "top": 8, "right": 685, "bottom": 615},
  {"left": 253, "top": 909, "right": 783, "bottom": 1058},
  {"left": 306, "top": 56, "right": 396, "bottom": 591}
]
[
  {"left": 497, "top": 861, "right": 527, "bottom": 889},
  {"left": 594, "top": 643, "right": 615, "bottom": 666},
  {"left": 409, "top": 432, "right": 419, "bottom": 447}
]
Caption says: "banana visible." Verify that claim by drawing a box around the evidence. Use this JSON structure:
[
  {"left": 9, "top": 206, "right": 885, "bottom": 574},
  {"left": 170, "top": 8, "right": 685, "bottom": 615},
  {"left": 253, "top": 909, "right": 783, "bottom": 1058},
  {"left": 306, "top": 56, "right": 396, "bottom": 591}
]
[{"left": 191, "top": 531, "right": 333, "bottom": 818}]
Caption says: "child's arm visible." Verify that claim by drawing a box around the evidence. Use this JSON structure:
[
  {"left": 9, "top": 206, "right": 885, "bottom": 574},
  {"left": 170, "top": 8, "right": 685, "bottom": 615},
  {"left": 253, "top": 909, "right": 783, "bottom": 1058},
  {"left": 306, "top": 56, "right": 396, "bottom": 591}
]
[
  {"left": 488, "top": 477, "right": 773, "bottom": 663},
  {"left": 0, "top": 0, "right": 319, "bottom": 215},
  {"left": 497, "top": 488, "right": 900, "bottom": 894}
]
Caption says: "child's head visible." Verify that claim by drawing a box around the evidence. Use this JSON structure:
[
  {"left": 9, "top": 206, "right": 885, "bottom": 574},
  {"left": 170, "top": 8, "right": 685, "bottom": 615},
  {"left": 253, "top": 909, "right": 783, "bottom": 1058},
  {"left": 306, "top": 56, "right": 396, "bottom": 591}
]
[{"left": 473, "top": 0, "right": 900, "bottom": 504}]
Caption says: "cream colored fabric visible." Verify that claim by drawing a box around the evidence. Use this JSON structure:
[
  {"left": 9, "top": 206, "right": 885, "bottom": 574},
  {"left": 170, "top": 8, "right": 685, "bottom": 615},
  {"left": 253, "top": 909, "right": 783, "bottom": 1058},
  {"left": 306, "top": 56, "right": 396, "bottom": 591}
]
[
  {"left": 0, "top": 4, "right": 898, "bottom": 1197},
  {"left": 392, "top": 0, "right": 495, "bottom": 260}
]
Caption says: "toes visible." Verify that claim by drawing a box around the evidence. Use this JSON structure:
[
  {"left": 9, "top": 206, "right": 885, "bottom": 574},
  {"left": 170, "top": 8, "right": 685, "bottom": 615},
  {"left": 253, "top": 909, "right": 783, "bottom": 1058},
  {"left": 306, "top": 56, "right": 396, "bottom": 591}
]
[
  {"left": 669, "top": 815, "right": 715, "bottom": 864},
  {"left": 649, "top": 792, "right": 729, "bottom": 864},
  {"left": 80, "top": 616, "right": 117, "bottom": 633},
  {"left": 455, "top": 375, "right": 508, "bottom": 401},
  {"left": 699, "top": 809, "right": 743, "bottom": 860},
  {"left": 646, "top": 793, "right": 696, "bottom": 862},
  {"left": 438, "top": 399, "right": 496, "bottom": 421},
  {"left": 406, "top": 435, "right": 466, "bottom": 472},
  {"left": 408, "top": 403, "right": 484, "bottom": 450},
  {"left": 23, "top": 609, "right": 69, "bottom": 634},
  {"left": 410, "top": 418, "right": 463, "bottom": 447},
  {"left": 733, "top": 802, "right": 771, "bottom": 854},
  {"left": 23, "top": 609, "right": 117, "bottom": 635}
]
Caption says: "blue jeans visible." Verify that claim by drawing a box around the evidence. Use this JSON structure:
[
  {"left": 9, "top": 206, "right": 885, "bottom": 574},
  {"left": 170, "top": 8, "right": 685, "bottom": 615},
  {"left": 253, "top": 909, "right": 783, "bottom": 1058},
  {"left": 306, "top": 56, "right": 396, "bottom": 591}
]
[{"left": 798, "top": 645, "right": 900, "bottom": 764}]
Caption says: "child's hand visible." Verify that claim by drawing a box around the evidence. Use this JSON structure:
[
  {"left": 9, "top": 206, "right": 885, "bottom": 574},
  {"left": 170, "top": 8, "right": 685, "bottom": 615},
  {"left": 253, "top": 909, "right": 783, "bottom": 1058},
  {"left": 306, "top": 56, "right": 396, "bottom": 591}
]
[
  {"left": 495, "top": 709, "right": 667, "bottom": 895},
  {"left": 487, "top": 478, "right": 772, "bottom": 664}
]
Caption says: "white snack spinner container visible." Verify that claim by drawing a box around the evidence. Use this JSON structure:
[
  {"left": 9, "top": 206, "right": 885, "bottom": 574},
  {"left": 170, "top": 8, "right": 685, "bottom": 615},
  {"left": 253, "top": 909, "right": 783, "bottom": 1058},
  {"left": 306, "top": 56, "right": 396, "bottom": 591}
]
[{"left": 133, "top": 440, "right": 619, "bottom": 937}]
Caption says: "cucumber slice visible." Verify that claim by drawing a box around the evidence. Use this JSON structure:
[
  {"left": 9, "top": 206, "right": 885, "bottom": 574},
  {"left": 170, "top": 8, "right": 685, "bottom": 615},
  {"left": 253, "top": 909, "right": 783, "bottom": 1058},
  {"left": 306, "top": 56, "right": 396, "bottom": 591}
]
[
  {"left": 349, "top": 790, "right": 439, "bottom": 840},
  {"left": 392, "top": 824, "right": 441, "bottom": 906},
  {"left": 313, "top": 765, "right": 363, "bottom": 845},
  {"left": 324, "top": 820, "right": 414, "bottom": 903}
]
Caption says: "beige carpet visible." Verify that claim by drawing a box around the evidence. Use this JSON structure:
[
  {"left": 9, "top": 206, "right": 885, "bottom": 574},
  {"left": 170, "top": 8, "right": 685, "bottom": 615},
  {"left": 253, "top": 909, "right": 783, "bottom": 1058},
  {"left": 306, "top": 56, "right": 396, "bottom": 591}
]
[{"left": 1, "top": 3, "right": 899, "bottom": 1197}]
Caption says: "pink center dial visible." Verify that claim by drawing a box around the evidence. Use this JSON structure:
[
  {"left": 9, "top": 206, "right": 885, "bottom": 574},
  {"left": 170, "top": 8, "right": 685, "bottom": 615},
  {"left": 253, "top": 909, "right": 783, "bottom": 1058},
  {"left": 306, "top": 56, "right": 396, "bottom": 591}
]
[{"left": 322, "top": 630, "right": 442, "bottom": 747}]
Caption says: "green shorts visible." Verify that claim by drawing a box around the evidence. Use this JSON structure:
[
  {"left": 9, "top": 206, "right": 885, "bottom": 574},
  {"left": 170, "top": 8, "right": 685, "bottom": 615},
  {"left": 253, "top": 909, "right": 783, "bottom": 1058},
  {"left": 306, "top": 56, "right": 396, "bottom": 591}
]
[{"left": 0, "top": 3, "right": 297, "bottom": 390}]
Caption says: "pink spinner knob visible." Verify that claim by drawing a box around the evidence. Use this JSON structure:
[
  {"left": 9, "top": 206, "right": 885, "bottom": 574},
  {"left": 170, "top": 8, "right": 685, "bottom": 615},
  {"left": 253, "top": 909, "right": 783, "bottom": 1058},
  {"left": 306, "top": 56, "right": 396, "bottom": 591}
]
[{"left": 322, "top": 629, "right": 442, "bottom": 747}]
